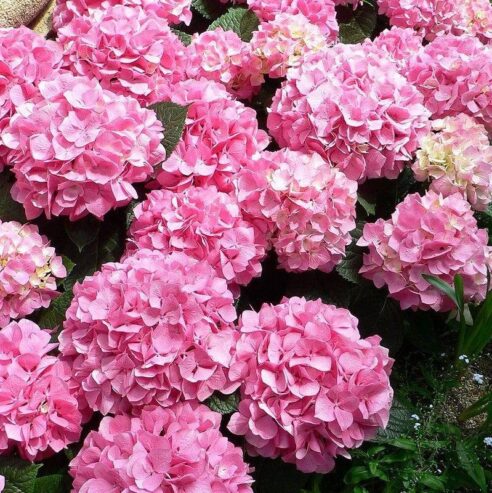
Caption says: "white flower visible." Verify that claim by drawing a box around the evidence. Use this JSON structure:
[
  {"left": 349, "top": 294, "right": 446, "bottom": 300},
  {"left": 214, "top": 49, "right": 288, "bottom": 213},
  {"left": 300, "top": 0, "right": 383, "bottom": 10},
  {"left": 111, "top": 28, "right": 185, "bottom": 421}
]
[
  {"left": 472, "top": 373, "right": 484, "bottom": 385},
  {"left": 484, "top": 437, "right": 492, "bottom": 447}
]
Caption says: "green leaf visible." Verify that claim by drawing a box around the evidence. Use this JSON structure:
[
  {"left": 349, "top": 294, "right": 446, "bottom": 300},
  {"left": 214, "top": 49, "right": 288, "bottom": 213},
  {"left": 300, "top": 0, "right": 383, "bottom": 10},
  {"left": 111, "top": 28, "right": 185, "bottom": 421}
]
[
  {"left": 208, "top": 7, "right": 259, "bottom": 42},
  {"left": 37, "top": 290, "right": 73, "bottom": 331},
  {"left": 150, "top": 102, "right": 188, "bottom": 156},
  {"left": 420, "top": 474, "right": 445, "bottom": 491},
  {"left": 456, "top": 441, "right": 487, "bottom": 491},
  {"left": 0, "top": 457, "right": 42, "bottom": 493},
  {"left": 358, "top": 195, "right": 376, "bottom": 216},
  {"left": 206, "top": 392, "right": 238, "bottom": 414},
  {"left": 171, "top": 28, "right": 192, "bottom": 46},
  {"left": 453, "top": 275, "right": 465, "bottom": 315},
  {"left": 62, "top": 256, "right": 76, "bottom": 279},
  {"left": 339, "top": 4, "right": 377, "bottom": 44},
  {"left": 65, "top": 217, "right": 101, "bottom": 253},
  {"left": 376, "top": 398, "right": 415, "bottom": 440},
  {"left": 462, "top": 291, "right": 492, "bottom": 357},
  {"left": 191, "top": 0, "right": 225, "bottom": 20},
  {"left": 336, "top": 248, "right": 363, "bottom": 285},
  {"left": 344, "top": 466, "right": 374, "bottom": 485},
  {"left": 422, "top": 274, "right": 459, "bottom": 309},
  {"left": 33, "top": 475, "right": 67, "bottom": 493},
  {"left": 0, "top": 170, "right": 26, "bottom": 223},
  {"left": 386, "top": 438, "right": 417, "bottom": 451},
  {"left": 125, "top": 200, "right": 139, "bottom": 230}
]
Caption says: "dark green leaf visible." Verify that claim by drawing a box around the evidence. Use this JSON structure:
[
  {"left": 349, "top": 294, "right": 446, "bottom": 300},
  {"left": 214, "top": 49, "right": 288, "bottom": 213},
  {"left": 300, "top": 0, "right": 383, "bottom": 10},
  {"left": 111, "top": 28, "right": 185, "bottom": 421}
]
[
  {"left": 0, "top": 457, "right": 41, "bottom": 493},
  {"left": 376, "top": 398, "right": 415, "bottom": 440},
  {"left": 339, "top": 4, "right": 377, "bottom": 44},
  {"left": 422, "top": 275, "right": 459, "bottom": 309},
  {"left": 252, "top": 458, "right": 309, "bottom": 493},
  {"left": 33, "top": 475, "right": 67, "bottom": 493},
  {"left": 0, "top": 170, "right": 26, "bottom": 223},
  {"left": 206, "top": 392, "right": 238, "bottom": 414},
  {"left": 171, "top": 28, "right": 192, "bottom": 46},
  {"left": 191, "top": 0, "right": 225, "bottom": 20},
  {"left": 462, "top": 291, "right": 492, "bottom": 357},
  {"left": 61, "top": 256, "right": 76, "bottom": 279},
  {"left": 125, "top": 200, "right": 139, "bottom": 230},
  {"left": 209, "top": 7, "right": 259, "bottom": 42},
  {"left": 344, "top": 466, "right": 374, "bottom": 485},
  {"left": 358, "top": 195, "right": 376, "bottom": 216},
  {"left": 150, "top": 102, "right": 188, "bottom": 156},
  {"left": 37, "top": 290, "right": 73, "bottom": 331},
  {"left": 336, "top": 248, "right": 363, "bottom": 285},
  {"left": 453, "top": 275, "right": 465, "bottom": 315},
  {"left": 456, "top": 441, "right": 487, "bottom": 491},
  {"left": 420, "top": 474, "right": 445, "bottom": 491},
  {"left": 65, "top": 217, "right": 100, "bottom": 253}
]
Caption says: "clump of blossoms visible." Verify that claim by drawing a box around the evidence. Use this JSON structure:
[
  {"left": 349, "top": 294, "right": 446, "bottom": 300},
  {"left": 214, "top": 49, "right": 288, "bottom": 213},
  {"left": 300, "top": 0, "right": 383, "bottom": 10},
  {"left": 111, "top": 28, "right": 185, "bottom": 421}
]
[
  {"left": 406, "top": 35, "right": 492, "bottom": 130},
  {"left": 57, "top": 5, "right": 186, "bottom": 104},
  {"left": 126, "top": 187, "right": 267, "bottom": 291},
  {"left": 53, "top": 0, "right": 193, "bottom": 31},
  {"left": 268, "top": 43, "right": 430, "bottom": 182},
  {"left": 413, "top": 114, "right": 492, "bottom": 211},
  {"left": 251, "top": 13, "right": 331, "bottom": 79},
  {"left": 70, "top": 403, "right": 253, "bottom": 493},
  {"left": 59, "top": 250, "right": 239, "bottom": 415},
  {"left": 156, "top": 79, "right": 269, "bottom": 193},
  {"left": 228, "top": 297, "right": 394, "bottom": 473},
  {"left": 2, "top": 74, "right": 165, "bottom": 221},
  {"left": 0, "top": 220, "right": 66, "bottom": 326},
  {"left": 358, "top": 190, "right": 492, "bottom": 311},
  {"left": 186, "top": 28, "right": 263, "bottom": 100},
  {"left": 0, "top": 319, "right": 82, "bottom": 461}
]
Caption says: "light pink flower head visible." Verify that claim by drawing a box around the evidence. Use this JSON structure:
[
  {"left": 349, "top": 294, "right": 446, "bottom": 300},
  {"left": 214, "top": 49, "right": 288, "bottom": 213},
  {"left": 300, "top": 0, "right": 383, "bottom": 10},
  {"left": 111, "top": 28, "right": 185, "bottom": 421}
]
[
  {"left": 186, "top": 28, "right": 264, "bottom": 100},
  {"left": 251, "top": 13, "right": 332, "bottom": 79},
  {"left": 2, "top": 73, "right": 165, "bottom": 221},
  {"left": 126, "top": 187, "right": 267, "bottom": 292},
  {"left": 413, "top": 115, "right": 492, "bottom": 211},
  {"left": 70, "top": 403, "right": 254, "bottom": 493},
  {"left": 0, "top": 220, "right": 66, "bottom": 326},
  {"left": 268, "top": 43, "right": 430, "bottom": 183},
  {"left": 53, "top": 0, "right": 192, "bottom": 31},
  {"left": 156, "top": 79, "right": 269, "bottom": 193},
  {"left": 0, "top": 319, "right": 82, "bottom": 462},
  {"left": 358, "top": 190, "right": 492, "bottom": 311},
  {"left": 59, "top": 250, "right": 239, "bottom": 415},
  {"left": 228, "top": 297, "right": 394, "bottom": 473},
  {"left": 406, "top": 34, "right": 492, "bottom": 131},
  {"left": 58, "top": 4, "right": 186, "bottom": 105}
]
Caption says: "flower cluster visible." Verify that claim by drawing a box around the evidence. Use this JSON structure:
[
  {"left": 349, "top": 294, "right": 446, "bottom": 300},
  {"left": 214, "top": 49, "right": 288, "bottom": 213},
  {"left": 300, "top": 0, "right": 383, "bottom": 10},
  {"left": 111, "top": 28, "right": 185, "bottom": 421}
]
[
  {"left": 70, "top": 403, "right": 253, "bottom": 492},
  {"left": 268, "top": 43, "right": 430, "bottom": 182},
  {"left": 406, "top": 34, "right": 492, "bottom": 130},
  {"left": 228, "top": 297, "right": 394, "bottom": 473},
  {"left": 413, "top": 114, "right": 492, "bottom": 211},
  {"left": 58, "top": 4, "right": 186, "bottom": 104},
  {"left": 358, "top": 191, "right": 491, "bottom": 311},
  {"left": 156, "top": 79, "right": 269, "bottom": 193},
  {"left": 0, "top": 319, "right": 82, "bottom": 461},
  {"left": 3, "top": 74, "right": 165, "bottom": 220},
  {"left": 0, "top": 220, "right": 66, "bottom": 326},
  {"left": 59, "top": 250, "right": 238, "bottom": 415}
]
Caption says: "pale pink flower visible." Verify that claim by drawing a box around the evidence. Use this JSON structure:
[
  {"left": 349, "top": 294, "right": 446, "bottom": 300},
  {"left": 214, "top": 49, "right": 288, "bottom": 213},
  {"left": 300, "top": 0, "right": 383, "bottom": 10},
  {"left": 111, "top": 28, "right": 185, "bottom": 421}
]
[
  {"left": 0, "top": 220, "right": 66, "bottom": 326},
  {"left": 70, "top": 403, "right": 253, "bottom": 492},
  {"left": 156, "top": 79, "right": 269, "bottom": 193},
  {"left": 268, "top": 44, "right": 430, "bottom": 183},
  {"left": 0, "top": 475, "right": 4, "bottom": 492},
  {"left": 59, "top": 250, "right": 239, "bottom": 415},
  {"left": 2, "top": 73, "right": 165, "bottom": 221},
  {"left": 228, "top": 297, "right": 394, "bottom": 473},
  {"left": 413, "top": 115, "right": 492, "bottom": 211},
  {"left": 0, "top": 319, "right": 82, "bottom": 462},
  {"left": 358, "top": 191, "right": 492, "bottom": 311}
]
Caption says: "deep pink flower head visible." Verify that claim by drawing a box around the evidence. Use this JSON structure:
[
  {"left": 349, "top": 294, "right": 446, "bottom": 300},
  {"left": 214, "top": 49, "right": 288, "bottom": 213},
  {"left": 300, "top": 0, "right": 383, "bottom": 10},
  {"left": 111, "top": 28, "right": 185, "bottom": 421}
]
[
  {"left": 70, "top": 403, "right": 253, "bottom": 493},
  {"left": 59, "top": 250, "right": 239, "bottom": 415},
  {"left": 228, "top": 297, "right": 394, "bottom": 473},
  {"left": 251, "top": 13, "right": 332, "bottom": 79},
  {"left": 406, "top": 35, "right": 492, "bottom": 131},
  {"left": 268, "top": 43, "right": 430, "bottom": 183},
  {"left": 247, "top": 0, "right": 338, "bottom": 35},
  {"left": 413, "top": 115, "right": 492, "bottom": 211},
  {"left": 58, "top": 5, "right": 186, "bottom": 105},
  {"left": 186, "top": 28, "right": 264, "bottom": 100},
  {"left": 0, "top": 220, "right": 66, "bottom": 326},
  {"left": 53, "top": 0, "right": 192, "bottom": 31},
  {"left": 358, "top": 191, "right": 492, "bottom": 311},
  {"left": 126, "top": 187, "right": 267, "bottom": 291},
  {"left": 156, "top": 79, "right": 269, "bottom": 193},
  {"left": 2, "top": 73, "right": 165, "bottom": 221},
  {"left": 0, "top": 319, "right": 82, "bottom": 462}
]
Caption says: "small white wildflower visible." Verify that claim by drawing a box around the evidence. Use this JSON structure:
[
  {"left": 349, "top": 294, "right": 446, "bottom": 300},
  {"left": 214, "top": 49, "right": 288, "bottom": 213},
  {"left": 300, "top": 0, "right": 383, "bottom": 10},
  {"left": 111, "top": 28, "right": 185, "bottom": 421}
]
[
  {"left": 484, "top": 437, "right": 492, "bottom": 447},
  {"left": 440, "top": 352, "right": 446, "bottom": 357},
  {"left": 411, "top": 414, "right": 420, "bottom": 421},
  {"left": 473, "top": 373, "right": 484, "bottom": 385},
  {"left": 414, "top": 422, "right": 421, "bottom": 430},
  {"left": 429, "top": 404, "right": 433, "bottom": 409},
  {"left": 458, "top": 354, "right": 470, "bottom": 364},
  {"left": 436, "top": 468, "right": 442, "bottom": 474}
]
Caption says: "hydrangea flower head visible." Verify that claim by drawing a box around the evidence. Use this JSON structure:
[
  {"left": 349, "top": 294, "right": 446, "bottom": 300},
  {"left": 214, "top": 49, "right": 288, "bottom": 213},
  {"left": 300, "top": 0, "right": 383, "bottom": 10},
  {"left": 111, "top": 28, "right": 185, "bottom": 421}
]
[
  {"left": 3, "top": 73, "right": 165, "bottom": 221},
  {"left": 70, "top": 403, "right": 253, "bottom": 492},
  {"left": 358, "top": 190, "right": 491, "bottom": 311},
  {"left": 413, "top": 114, "right": 492, "bottom": 211},
  {"left": 268, "top": 43, "right": 430, "bottom": 182},
  {"left": 0, "top": 319, "right": 82, "bottom": 461},
  {"left": 59, "top": 250, "right": 239, "bottom": 415},
  {"left": 0, "top": 220, "right": 66, "bottom": 326},
  {"left": 228, "top": 297, "right": 394, "bottom": 473}
]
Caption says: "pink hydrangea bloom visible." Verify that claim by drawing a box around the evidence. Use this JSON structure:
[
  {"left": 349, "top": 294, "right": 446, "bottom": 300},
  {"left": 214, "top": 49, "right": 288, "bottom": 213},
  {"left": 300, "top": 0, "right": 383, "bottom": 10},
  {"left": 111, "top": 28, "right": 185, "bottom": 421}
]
[
  {"left": 126, "top": 187, "right": 267, "bottom": 291},
  {"left": 251, "top": 13, "right": 331, "bottom": 79},
  {"left": 413, "top": 115, "right": 492, "bottom": 211},
  {"left": 0, "top": 475, "right": 3, "bottom": 492},
  {"left": 186, "top": 28, "right": 263, "bottom": 100},
  {"left": 59, "top": 250, "right": 239, "bottom": 415},
  {"left": 247, "top": 0, "right": 338, "bottom": 35},
  {"left": 358, "top": 191, "right": 492, "bottom": 311},
  {"left": 156, "top": 79, "right": 269, "bottom": 193},
  {"left": 406, "top": 34, "right": 492, "bottom": 131},
  {"left": 0, "top": 220, "right": 66, "bottom": 326},
  {"left": 58, "top": 5, "right": 186, "bottom": 105},
  {"left": 228, "top": 297, "right": 394, "bottom": 473},
  {"left": 2, "top": 74, "right": 165, "bottom": 221},
  {"left": 268, "top": 44, "right": 430, "bottom": 183},
  {"left": 70, "top": 403, "right": 253, "bottom": 493},
  {"left": 53, "top": 0, "right": 192, "bottom": 31},
  {"left": 0, "top": 319, "right": 82, "bottom": 462}
]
